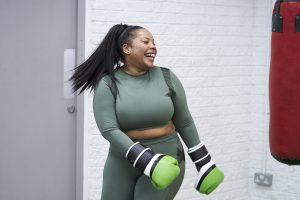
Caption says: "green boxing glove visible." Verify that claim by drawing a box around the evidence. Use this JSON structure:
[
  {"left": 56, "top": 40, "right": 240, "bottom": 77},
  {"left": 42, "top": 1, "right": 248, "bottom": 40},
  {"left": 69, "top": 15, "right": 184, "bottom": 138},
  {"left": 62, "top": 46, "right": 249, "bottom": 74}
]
[
  {"left": 126, "top": 142, "right": 180, "bottom": 190},
  {"left": 188, "top": 142, "right": 224, "bottom": 195}
]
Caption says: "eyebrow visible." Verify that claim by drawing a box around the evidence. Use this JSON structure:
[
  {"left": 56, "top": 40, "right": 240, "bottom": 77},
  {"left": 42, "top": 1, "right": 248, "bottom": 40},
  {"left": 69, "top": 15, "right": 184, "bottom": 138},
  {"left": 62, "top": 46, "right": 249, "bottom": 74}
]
[{"left": 143, "top": 37, "right": 155, "bottom": 41}]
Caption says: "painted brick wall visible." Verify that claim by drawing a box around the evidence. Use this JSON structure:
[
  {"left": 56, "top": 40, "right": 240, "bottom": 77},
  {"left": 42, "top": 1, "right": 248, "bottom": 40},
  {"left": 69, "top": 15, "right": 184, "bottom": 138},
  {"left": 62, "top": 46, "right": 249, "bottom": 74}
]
[
  {"left": 86, "top": 0, "right": 257, "bottom": 199},
  {"left": 249, "top": 0, "right": 300, "bottom": 200}
]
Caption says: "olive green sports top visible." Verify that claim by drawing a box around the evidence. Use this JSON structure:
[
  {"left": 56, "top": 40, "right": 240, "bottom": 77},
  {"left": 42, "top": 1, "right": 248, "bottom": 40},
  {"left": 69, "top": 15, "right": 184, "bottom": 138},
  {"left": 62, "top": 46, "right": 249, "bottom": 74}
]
[{"left": 93, "top": 66, "right": 200, "bottom": 157}]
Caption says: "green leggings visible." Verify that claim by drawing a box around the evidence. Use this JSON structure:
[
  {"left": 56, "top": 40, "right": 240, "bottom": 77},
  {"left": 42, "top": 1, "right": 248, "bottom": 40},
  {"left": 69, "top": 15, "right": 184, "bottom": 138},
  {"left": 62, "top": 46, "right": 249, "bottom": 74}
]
[{"left": 101, "top": 133, "right": 186, "bottom": 200}]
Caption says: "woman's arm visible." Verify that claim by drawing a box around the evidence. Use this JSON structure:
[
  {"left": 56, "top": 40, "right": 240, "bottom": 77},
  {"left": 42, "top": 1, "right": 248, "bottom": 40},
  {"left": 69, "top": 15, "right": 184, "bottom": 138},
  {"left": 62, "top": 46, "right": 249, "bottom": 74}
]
[
  {"left": 93, "top": 76, "right": 134, "bottom": 156},
  {"left": 170, "top": 69, "right": 201, "bottom": 148},
  {"left": 169, "top": 69, "right": 224, "bottom": 195}
]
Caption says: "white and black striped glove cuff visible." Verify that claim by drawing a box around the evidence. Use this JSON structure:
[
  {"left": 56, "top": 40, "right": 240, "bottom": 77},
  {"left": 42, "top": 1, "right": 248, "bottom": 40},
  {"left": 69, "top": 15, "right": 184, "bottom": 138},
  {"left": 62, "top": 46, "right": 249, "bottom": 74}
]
[
  {"left": 126, "top": 142, "right": 164, "bottom": 177},
  {"left": 188, "top": 143, "right": 216, "bottom": 190}
]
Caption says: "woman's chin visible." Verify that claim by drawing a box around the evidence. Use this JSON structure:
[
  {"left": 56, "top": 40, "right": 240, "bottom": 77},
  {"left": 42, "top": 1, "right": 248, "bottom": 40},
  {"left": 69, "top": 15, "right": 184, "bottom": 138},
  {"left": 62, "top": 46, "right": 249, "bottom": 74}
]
[
  {"left": 145, "top": 61, "right": 155, "bottom": 68},
  {"left": 148, "top": 64, "right": 155, "bottom": 68}
]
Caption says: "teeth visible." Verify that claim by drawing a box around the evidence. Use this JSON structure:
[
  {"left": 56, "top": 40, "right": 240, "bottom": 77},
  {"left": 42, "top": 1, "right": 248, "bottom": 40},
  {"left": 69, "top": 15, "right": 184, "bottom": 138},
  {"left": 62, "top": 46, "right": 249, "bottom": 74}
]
[{"left": 145, "top": 53, "right": 155, "bottom": 58}]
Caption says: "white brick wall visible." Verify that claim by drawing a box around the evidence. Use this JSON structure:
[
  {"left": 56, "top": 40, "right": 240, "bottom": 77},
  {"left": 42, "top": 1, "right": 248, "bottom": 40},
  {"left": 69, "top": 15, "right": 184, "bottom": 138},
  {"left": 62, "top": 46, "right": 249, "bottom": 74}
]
[{"left": 85, "top": 0, "right": 300, "bottom": 200}]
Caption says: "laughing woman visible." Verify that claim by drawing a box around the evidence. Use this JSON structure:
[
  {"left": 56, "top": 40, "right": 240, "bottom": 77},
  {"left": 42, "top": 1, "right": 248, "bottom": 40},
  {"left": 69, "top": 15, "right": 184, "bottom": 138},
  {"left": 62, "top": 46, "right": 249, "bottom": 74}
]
[{"left": 69, "top": 23, "right": 224, "bottom": 200}]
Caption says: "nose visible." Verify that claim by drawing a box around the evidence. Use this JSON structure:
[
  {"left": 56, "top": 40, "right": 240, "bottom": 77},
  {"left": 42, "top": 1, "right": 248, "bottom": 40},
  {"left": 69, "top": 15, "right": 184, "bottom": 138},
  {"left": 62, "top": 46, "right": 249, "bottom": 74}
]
[{"left": 150, "top": 42, "right": 156, "bottom": 50}]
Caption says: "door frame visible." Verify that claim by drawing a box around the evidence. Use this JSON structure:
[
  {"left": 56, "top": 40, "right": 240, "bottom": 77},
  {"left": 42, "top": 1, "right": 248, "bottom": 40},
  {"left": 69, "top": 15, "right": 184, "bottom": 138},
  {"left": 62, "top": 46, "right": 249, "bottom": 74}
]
[{"left": 76, "top": 0, "right": 86, "bottom": 199}]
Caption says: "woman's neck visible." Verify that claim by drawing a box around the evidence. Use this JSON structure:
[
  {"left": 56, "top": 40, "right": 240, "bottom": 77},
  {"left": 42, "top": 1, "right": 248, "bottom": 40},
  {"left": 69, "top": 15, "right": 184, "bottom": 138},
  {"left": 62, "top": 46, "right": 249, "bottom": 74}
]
[{"left": 121, "top": 65, "right": 148, "bottom": 76}]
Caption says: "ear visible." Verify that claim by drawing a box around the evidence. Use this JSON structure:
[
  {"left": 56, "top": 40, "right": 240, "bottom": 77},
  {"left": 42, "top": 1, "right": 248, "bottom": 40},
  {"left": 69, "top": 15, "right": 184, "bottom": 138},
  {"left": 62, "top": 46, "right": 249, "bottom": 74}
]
[{"left": 122, "top": 43, "right": 132, "bottom": 55}]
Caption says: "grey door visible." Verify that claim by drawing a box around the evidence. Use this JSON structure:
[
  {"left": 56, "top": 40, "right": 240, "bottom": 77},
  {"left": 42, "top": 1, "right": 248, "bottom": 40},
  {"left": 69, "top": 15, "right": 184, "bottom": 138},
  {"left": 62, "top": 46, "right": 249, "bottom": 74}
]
[{"left": 0, "top": 0, "right": 77, "bottom": 200}]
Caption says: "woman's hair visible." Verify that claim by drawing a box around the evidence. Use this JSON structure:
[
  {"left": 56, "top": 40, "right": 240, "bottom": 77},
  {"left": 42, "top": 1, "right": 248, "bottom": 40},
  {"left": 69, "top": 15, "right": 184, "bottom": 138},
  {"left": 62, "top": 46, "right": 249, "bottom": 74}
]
[{"left": 69, "top": 23, "right": 144, "bottom": 95}]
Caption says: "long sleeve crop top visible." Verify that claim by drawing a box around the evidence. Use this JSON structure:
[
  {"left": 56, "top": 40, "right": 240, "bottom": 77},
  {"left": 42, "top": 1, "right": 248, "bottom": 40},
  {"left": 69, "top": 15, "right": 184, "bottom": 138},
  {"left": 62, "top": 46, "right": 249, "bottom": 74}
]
[{"left": 93, "top": 66, "right": 200, "bottom": 157}]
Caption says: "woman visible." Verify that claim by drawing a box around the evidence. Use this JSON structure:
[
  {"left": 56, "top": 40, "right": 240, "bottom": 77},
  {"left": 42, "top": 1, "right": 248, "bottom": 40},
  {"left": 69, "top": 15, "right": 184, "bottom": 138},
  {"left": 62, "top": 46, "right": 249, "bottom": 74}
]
[{"left": 70, "top": 23, "right": 224, "bottom": 200}]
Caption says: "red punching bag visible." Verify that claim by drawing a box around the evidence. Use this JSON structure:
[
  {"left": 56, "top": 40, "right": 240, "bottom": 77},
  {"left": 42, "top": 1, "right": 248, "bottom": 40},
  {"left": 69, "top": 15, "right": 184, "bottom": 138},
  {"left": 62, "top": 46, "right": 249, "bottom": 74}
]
[{"left": 269, "top": 0, "right": 300, "bottom": 165}]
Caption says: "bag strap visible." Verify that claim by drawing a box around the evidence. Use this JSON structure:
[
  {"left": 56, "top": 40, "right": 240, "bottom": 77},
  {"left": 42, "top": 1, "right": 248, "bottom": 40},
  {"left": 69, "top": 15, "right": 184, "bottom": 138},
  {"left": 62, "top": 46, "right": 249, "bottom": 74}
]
[
  {"left": 160, "top": 67, "right": 176, "bottom": 99},
  {"left": 105, "top": 76, "right": 122, "bottom": 125},
  {"left": 107, "top": 77, "right": 117, "bottom": 100}
]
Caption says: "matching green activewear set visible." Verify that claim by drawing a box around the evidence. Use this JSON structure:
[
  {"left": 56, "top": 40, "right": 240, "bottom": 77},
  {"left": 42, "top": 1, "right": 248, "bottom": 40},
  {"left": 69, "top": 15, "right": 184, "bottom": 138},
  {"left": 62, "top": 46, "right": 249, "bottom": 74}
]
[{"left": 93, "top": 66, "right": 224, "bottom": 200}]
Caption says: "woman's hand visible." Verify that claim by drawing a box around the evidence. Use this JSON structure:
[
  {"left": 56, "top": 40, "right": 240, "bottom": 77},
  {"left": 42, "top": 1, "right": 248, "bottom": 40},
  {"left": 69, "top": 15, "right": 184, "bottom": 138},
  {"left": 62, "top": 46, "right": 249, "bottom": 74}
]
[{"left": 127, "top": 121, "right": 176, "bottom": 140}]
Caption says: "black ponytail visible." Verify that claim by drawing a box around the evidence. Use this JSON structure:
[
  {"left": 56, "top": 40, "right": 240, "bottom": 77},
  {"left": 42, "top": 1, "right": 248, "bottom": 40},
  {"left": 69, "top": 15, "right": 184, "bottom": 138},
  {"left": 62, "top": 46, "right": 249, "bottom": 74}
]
[{"left": 69, "top": 23, "right": 143, "bottom": 95}]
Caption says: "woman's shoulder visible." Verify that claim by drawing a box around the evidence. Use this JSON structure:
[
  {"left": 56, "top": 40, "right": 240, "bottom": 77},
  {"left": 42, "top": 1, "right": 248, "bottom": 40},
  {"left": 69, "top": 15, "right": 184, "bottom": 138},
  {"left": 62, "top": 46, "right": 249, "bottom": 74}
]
[
  {"left": 154, "top": 65, "right": 175, "bottom": 73},
  {"left": 154, "top": 65, "right": 169, "bottom": 70},
  {"left": 153, "top": 65, "right": 174, "bottom": 75},
  {"left": 94, "top": 73, "right": 112, "bottom": 92},
  {"left": 154, "top": 65, "right": 177, "bottom": 79}
]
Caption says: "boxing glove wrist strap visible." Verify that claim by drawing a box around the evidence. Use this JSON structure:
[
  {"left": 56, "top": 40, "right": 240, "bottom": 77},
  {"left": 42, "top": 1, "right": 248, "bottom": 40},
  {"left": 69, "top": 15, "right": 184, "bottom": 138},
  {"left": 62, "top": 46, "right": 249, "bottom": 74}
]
[
  {"left": 126, "top": 142, "right": 163, "bottom": 177},
  {"left": 188, "top": 142, "right": 216, "bottom": 190}
]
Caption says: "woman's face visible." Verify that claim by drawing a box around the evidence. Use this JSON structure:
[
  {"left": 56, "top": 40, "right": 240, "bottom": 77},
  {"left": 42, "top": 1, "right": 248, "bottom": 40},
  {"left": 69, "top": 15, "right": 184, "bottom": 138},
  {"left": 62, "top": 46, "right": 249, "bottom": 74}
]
[{"left": 122, "top": 28, "right": 157, "bottom": 70}]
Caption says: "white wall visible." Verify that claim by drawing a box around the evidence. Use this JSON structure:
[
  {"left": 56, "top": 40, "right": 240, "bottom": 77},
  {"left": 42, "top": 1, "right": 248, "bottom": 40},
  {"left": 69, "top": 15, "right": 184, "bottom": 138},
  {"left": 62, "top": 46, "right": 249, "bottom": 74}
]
[{"left": 85, "top": 0, "right": 300, "bottom": 200}]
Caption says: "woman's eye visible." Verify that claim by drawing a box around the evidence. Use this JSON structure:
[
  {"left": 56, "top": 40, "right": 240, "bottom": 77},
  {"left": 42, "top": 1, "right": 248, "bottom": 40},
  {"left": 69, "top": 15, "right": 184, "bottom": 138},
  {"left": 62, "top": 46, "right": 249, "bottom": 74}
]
[{"left": 143, "top": 41, "right": 156, "bottom": 46}]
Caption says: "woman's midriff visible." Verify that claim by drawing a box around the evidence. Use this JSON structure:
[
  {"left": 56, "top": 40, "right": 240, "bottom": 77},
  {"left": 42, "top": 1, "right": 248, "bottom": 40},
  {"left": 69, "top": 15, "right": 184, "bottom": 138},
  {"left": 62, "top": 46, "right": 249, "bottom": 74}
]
[{"left": 126, "top": 121, "right": 176, "bottom": 141}]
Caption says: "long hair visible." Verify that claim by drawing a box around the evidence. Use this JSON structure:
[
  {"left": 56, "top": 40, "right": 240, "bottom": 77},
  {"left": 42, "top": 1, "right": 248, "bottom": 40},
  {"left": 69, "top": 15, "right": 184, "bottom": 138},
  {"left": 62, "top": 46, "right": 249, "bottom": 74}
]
[{"left": 69, "top": 23, "right": 144, "bottom": 95}]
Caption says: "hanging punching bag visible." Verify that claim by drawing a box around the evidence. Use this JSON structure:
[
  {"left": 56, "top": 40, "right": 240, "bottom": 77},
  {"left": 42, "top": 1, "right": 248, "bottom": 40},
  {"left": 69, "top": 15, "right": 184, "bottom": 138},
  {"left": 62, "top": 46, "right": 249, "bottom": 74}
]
[{"left": 269, "top": 0, "right": 300, "bottom": 165}]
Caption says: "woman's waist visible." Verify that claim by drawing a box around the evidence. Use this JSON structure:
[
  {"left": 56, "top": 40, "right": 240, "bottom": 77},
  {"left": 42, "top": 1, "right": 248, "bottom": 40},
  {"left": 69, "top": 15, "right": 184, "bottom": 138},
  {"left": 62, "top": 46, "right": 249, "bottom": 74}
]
[{"left": 125, "top": 121, "right": 176, "bottom": 141}]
